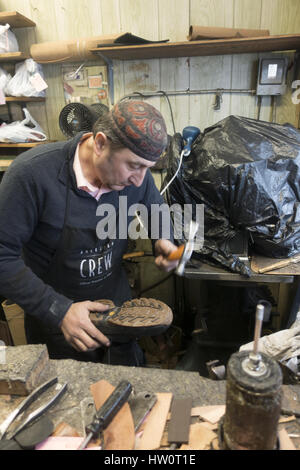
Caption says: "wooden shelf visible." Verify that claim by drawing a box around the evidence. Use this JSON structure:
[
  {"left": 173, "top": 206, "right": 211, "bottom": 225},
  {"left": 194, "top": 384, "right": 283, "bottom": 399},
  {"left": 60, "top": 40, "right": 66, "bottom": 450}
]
[
  {"left": 0, "top": 11, "right": 35, "bottom": 28},
  {"left": 0, "top": 159, "right": 13, "bottom": 170},
  {"left": 0, "top": 142, "right": 49, "bottom": 148},
  {"left": 0, "top": 141, "right": 52, "bottom": 170},
  {"left": 91, "top": 34, "right": 300, "bottom": 60},
  {"left": 3, "top": 96, "right": 45, "bottom": 103},
  {"left": 0, "top": 11, "right": 44, "bottom": 172},
  {"left": 0, "top": 12, "right": 35, "bottom": 64},
  {"left": 0, "top": 52, "right": 29, "bottom": 62}
]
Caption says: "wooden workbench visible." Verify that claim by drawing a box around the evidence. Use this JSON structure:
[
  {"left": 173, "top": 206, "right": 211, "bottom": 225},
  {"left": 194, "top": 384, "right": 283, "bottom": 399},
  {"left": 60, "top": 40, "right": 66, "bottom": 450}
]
[{"left": 0, "top": 348, "right": 299, "bottom": 451}]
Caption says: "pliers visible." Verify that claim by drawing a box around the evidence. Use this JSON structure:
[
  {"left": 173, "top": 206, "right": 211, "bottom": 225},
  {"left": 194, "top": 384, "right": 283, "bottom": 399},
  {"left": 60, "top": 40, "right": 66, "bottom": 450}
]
[{"left": 0, "top": 377, "right": 67, "bottom": 440}]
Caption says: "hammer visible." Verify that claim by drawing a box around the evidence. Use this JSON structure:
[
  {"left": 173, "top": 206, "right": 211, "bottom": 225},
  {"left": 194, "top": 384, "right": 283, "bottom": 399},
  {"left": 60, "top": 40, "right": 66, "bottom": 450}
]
[{"left": 167, "top": 220, "right": 199, "bottom": 276}]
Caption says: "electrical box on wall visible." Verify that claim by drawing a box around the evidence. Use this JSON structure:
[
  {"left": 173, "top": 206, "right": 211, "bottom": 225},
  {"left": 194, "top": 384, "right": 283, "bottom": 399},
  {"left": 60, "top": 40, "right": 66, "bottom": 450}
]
[{"left": 256, "top": 57, "right": 288, "bottom": 96}]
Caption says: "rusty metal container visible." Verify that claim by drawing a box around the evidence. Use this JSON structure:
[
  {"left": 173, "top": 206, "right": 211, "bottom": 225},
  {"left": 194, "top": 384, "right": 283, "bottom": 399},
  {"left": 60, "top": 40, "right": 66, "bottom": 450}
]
[{"left": 222, "top": 350, "right": 282, "bottom": 450}]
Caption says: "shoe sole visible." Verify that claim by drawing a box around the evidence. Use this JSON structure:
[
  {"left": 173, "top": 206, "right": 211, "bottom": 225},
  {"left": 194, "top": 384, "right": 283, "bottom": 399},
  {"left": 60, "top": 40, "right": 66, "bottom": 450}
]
[{"left": 90, "top": 298, "right": 173, "bottom": 340}]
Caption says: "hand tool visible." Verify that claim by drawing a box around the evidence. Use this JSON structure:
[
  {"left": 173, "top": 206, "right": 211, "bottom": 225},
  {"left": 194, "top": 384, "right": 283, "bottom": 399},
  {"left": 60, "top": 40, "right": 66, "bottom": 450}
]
[
  {"left": 221, "top": 301, "right": 282, "bottom": 450},
  {"left": 160, "top": 126, "right": 200, "bottom": 196},
  {"left": 167, "top": 220, "right": 199, "bottom": 276},
  {"left": 0, "top": 376, "right": 67, "bottom": 440},
  {"left": 78, "top": 380, "right": 132, "bottom": 450},
  {"left": 182, "top": 126, "right": 201, "bottom": 156},
  {"left": 80, "top": 390, "right": 157, "bottom": 434},
  {"left": 258, "top": 252, "right": 300, "bottom": 273}
]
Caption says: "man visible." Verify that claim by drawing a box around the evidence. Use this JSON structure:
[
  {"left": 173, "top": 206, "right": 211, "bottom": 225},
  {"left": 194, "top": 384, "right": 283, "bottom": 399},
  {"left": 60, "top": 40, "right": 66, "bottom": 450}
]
[{"left": 0, "top": 99, "right": 178, "bottom": 365}]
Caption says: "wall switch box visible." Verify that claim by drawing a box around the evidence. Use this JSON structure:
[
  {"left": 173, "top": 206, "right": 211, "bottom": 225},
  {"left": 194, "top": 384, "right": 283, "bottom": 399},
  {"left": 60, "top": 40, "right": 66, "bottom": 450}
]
[{"left": 256, "top": 57, "right": 288, "bottom": 95}]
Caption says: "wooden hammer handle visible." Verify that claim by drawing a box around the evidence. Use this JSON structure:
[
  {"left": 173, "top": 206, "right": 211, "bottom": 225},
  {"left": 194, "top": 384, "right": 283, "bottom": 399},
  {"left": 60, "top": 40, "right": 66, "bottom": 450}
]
[
  {"left": 258, "top": 259, "right": 291, "bottom": 273},
  {"left": 167, "top": 244, "right": 185, "bottom": 261},
  {"left": 122, "top": 251, "right": 145, "bottom": 260}
]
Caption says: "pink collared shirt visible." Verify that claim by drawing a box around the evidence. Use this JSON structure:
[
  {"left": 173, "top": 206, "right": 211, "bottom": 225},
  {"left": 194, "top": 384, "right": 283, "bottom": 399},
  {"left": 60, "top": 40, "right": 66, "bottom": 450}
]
[{"left": 73, "top": 140, "right": 111, "bottom": 201}]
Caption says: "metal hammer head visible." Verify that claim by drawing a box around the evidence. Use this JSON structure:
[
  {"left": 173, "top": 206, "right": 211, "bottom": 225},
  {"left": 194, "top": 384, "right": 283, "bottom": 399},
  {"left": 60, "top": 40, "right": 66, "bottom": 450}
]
[{"left": 176, "top": 220, "right": 199, "bottom": 276}]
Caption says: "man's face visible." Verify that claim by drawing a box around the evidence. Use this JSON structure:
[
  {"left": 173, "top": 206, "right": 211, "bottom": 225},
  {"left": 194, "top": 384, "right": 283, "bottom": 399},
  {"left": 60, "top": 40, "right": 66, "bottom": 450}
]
[{"left": 94, "top": 137, "right": 156, "bottom": 191}]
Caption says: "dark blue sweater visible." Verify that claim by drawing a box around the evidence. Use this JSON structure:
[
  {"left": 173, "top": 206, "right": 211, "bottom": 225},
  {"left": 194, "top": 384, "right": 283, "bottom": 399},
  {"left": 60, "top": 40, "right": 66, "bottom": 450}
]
[{"left": 0, "top": 134, "right": 166, "bottom": 328}]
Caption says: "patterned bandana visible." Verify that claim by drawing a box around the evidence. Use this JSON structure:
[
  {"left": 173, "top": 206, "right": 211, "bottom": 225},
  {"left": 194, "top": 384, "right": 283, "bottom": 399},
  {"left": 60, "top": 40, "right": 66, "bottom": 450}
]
[{"left": 110, "top": 100, "right": 168, "bottom": 161}]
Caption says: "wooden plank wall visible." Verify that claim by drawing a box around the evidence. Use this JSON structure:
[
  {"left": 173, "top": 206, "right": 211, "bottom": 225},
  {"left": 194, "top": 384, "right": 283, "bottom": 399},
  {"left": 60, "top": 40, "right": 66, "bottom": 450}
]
[{"left": 0, "top": 0, "right": 299, "bottom": 141}]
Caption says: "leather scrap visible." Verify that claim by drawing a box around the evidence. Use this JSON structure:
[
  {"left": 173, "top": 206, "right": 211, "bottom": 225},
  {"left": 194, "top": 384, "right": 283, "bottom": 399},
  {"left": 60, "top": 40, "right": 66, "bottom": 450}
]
[
  {"left": 195, "top": 405, "right": 226, "bottom": 424},
  {"left": 180, "top": 423, "right": 217, "bottom": 450}
]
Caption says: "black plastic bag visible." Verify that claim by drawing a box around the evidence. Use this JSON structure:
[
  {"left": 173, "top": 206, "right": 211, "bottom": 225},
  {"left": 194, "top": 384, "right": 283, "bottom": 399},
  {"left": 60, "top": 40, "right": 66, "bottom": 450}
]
[{"left": 163, "top": 115, "right": 300, "bottom": 274}]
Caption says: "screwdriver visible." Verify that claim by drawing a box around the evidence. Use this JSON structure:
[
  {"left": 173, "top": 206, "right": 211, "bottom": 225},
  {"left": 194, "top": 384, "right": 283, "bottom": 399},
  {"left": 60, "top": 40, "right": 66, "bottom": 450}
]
[{"left": 78, "top": 380, "right": 132, "bottom": 450}]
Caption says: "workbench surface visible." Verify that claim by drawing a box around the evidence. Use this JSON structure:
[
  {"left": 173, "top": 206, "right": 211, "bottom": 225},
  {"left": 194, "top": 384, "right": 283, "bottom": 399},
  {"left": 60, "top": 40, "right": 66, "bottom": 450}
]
[{"left": 1, "top": 354, "right": 300, "bottom": 449}]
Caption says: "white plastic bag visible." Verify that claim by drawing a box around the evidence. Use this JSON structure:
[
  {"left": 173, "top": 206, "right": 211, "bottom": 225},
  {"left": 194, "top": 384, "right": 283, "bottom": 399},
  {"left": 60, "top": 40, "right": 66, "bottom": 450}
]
[
  {"left": 0, "top": 108, "right": 47, "bottom": 143},
  {"left": 240, "top": 324, "right": 300, "bottom": 362},
  {"left": 0, "top": 67, "right": 12, "bottom": 93},
  {"left": 0, "top": 24, "right": 19, "bottom": 53},
  {"left": 5, "top": 59, "right": 46, "bottom": 97}
]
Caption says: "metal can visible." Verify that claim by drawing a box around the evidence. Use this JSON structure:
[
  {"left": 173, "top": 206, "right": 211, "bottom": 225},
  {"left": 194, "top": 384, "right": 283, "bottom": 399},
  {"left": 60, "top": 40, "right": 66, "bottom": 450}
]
[{"left": 222, "top": 351, "right": 282, "bottom": 450}]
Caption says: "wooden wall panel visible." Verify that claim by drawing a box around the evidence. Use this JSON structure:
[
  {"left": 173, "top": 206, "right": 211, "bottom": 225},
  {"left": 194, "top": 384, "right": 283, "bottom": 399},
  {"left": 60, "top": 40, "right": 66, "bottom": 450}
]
[
  {"left": 261, "top": 0, "right": 300, "bottom": 34},
  {"left": 189, "top": 54, "right": 233, "bottom": 129},
  {"left": 52, "top": 0, "right": 103, "bottom": 39},
  {"left": 119, "top": 0, "right": 159, "bottom": 41},
  {"left": 27, "top": 0, "right": 58, "bottom": 42},
  {"left": 119, "top": 0, "right": 160, "bottom": 112},
  {"left": 158, "top": 0, "right": 189, "bottom": 42},
  {"left": 189, "top": 0, "right": 234, "bottom": 129},
  {"left": 230, "top": 0, "right": 262, "bottom": 120},
  {"left": 99, "top": 0, "right": 121, "bottom": 34},
  {"left": 260, "top": 1, "right": 300, "bottom": 126},
  {"left": 158, "top": 0, "right": 190, "bottom": 134},
  {"left": 190, "top": 0, "right": 234, "bottom": 28},
  {"left": 98, "top": 0, "right": 124, "bottom": 103},
  {"left": 160, "top": 58, "right": 190, "bottom": 134}
]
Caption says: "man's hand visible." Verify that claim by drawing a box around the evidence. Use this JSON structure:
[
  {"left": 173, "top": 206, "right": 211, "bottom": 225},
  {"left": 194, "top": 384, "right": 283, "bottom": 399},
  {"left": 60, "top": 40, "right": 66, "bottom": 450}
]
[
  {"left": 60, "top": 301, "right": 111, "bottom": 352},
  {"left": 154, "top": 239, "right": 180, "bottom": 272}
]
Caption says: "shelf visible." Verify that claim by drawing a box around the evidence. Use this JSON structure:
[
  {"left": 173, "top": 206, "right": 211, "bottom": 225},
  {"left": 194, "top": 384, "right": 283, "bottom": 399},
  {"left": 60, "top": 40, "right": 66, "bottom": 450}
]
[
  {"left": 0, "top": 142, "right": 49, "bottom": 148},
  {"left": 0, "top": 142, "right": 52, "bottom": 170},
  {"left": 0, "top": 11, "right": 43, "bottom": 173},
  {"left": 0, "top": 12, "right": 35, "bottom": 64},
  {"left": 0, "top": 159, "right": 12, "bottom": 170},
  {"left": 0, "top": 52, "right": 29, "bottom": 62},
  {"left": 3, "top": 96, "right": 45, "bottom": 103},
  {"left": 90, "top": 34, "right": 300, "bottom": 60},
  {"left": 0, "top": 11, "right": 35, "bottom": 28}
]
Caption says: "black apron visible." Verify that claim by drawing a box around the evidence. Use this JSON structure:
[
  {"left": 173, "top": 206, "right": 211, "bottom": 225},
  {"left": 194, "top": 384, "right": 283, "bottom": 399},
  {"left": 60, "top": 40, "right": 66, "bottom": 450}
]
[{"left": 25, "top": 155, "right": 144, "bottom": 366}]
